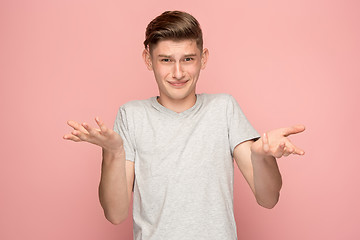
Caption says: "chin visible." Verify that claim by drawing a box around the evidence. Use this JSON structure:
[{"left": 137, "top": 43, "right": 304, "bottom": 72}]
[
  {"left": 167, "top": 94, "right": 188, "bottom": 101},
  {"left": 168, "top": 88, "right": 195, "bottom": 100}
]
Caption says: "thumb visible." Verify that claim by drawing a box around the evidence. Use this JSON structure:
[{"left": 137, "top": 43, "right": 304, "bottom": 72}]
[{"left": 283, "top": 125, "right": 306, "bottom": 137}]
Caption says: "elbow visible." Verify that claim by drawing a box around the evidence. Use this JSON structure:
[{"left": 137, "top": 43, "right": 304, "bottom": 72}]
[
  {"left": 100, "top": 199, "right": 130, "bottom": 225},
  {"left": 256, "top": 193, "right": 280, "bottom": 209},
  {"left": 257, "top": 199, "right": 278, "bottom": 209},
  {"left": 104, "top": 211, "right": 129, "bottom": 225}
]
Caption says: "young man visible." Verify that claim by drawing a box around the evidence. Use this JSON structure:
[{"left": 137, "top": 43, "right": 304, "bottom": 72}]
[{"left": 64, "top": 11, "right": 305, "bottom": 240}]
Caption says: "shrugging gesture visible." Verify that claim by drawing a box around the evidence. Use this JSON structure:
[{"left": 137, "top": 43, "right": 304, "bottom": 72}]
[
  {"left": 64, "top": 117, "right": 133, "bottom": 224},
  {"left": 63, "top": 117, "right": 123, "bottom": 153},
  {"left": 251, "top": 125, "right": 305, "bottom": 159},
  {"left": 235, "top": 124, "right": 305, "bottom": 209}
]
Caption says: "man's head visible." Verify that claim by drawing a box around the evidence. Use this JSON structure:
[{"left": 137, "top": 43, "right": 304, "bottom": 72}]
[
  {"left": 144, "top": 11, "right": 203, "bottom": 53},
  {"left": 142, "top": 11, "right": 209, "bottom": 109}
]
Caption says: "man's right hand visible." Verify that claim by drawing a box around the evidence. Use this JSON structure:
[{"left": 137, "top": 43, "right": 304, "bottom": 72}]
[
  {"left": 64, "top": 117, "right": 133, "bottom": 224},
  {"left": 63, "top": 117, "right": 124, "bottom": 153}
]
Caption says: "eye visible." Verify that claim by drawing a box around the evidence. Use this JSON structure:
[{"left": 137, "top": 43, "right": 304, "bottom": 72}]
[
  {"left": 161, "top": 58, "right": 171, "bottom": 62},
  {"left": 184, "top": 57, "right": 194, "bottom": 62}
]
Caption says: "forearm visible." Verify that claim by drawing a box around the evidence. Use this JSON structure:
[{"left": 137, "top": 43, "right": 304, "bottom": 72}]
[
  {"left": 251, "top": 148, "right": 282, "bottom": 209},
  {"left": 235, "top": 126, "right": 305, "bottom": 209},
  {"left": 98, "top": 147, "right": 129, "bottom": 224}
]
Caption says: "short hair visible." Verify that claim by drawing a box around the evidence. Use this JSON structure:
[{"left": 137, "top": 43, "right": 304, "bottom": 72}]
[{"left": 144, "top": 11, "right": 203, "bottom": 53}]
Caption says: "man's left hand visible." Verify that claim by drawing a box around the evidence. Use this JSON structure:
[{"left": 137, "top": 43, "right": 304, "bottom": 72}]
[{"left": 251, "top": 125, "right": 306, "bottom": 159}]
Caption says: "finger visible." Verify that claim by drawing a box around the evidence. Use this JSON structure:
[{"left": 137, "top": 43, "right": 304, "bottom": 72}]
[
  {"left": 283, "top": 146, "right": 294, "bottom": 157},
  {"left": 285, "top": 142, "right": 305, "bottom": 156},
  {"left": 82, "top": 122, "right": 100, "bottom": 136},
  {"left": 262, "top": 133, "right": 270, "bottom": 153},
  {"left": 63, "top": 134, "right": 82, "bottom": 142},
  {"left": 293, "top": 146, "right": 305, "bottom": 155},
  {"left": 67, "top": 120, "right": 89, "bottom": 134},
  {"left": 273, "top": 142, "right": 286, "bottom": 158},
  {"left": 72, "top": 130, "right": 89, "bottom": 141},
  {"left": 283, "top": 125, "right": 306, "bottom": 137},
  {"left": 95, "top": 117, "right": 109, "bottom": 135},
  {"left": 283, "top": 150, "right": 291, "bottom": 157}
]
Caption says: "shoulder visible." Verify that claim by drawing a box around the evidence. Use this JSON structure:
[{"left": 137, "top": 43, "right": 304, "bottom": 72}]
[
  {"left": 118, "top": 98, "right": 153, "bottom": 113},
  {"left": 200, "top": 93, "right": 235, "bottom": 106},
  {"left": 114, "top": 98, "right": 154, "bottom": 124}
]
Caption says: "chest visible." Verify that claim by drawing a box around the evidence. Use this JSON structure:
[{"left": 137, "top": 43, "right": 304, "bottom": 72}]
[{"left": 131, "top": 107, "right": 232, "bottom": 178}]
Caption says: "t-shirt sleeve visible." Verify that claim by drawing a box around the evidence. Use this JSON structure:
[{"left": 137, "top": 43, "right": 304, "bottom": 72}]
[
  {"left": 113, "top": 106, "right": 136, "bottom": 162},
  {"left": 227, "top": 95, "right": 260, "bottom": 155}
]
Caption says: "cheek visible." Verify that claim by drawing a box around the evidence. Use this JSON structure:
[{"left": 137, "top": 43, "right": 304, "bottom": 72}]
[
  {"left": 154, "top": 65, "right": 172, "bottom": 78},
  {"left": 187, "top": 65, "right": 201, "bottom": 76},
  {"left": 153, "top": 68, "right": 168, "bottom": 83}
]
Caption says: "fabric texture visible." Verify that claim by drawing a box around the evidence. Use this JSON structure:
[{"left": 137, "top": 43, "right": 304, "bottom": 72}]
[{"left": 113, "top": 93, "right": 260, "bottom": 240}]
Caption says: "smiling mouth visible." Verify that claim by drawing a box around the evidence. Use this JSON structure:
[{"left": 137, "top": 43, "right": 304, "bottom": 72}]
[{"left": 168, "top": 80, "right": 189, "bottom": 87}]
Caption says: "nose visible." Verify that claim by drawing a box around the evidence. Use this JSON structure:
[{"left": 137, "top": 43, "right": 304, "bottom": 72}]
[{"left": 172, "top": 62, "right": 184, "bottom": 79}]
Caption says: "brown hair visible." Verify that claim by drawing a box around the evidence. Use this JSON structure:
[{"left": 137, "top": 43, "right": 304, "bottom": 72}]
[{"left": 144, "top": 11, "right": 203, "bottom": 52}]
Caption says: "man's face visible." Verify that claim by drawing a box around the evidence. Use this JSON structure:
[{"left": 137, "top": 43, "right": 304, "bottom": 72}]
[{"left": 143, "top": 39, "right": 208, "bottom": 103}]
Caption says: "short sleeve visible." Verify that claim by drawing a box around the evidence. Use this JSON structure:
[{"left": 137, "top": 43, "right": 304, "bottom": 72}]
[
  {"left": 226, "top": 95, "right": 260, "bottom": 155},
  {"left": 113, "top": 107, "right": 135, "bottom": 162}
]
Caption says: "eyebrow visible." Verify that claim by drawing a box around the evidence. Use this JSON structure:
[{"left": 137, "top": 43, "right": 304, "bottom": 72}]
[
  {"left": 158, "top": 53, "right": 197, "bottom": 58},
  {"left": 158, "top": 55, "right": 171, "bottom": 58},
  {"left": 184, "top": 54, "right": 197, "bottom": 57}
]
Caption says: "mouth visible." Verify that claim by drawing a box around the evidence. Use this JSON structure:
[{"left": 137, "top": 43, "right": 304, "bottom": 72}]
[{"left": 168, "top": 80, "right": 189, "bottom": 87}]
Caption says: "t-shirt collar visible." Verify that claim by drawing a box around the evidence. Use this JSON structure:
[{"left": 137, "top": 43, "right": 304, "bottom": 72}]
[{"left": 151, "top": 94, "right": 203, "bottom": 117}]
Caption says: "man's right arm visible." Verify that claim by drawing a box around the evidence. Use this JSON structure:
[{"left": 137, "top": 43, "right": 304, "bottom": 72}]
[
  {"left": 99, "top": 149, "right": 134, "bottom": 224},
  {"left": 64, "top": 117, "right": 134, "bottom": 224}
]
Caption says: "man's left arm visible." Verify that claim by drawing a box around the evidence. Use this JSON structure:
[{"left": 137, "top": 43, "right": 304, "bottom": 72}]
[{"left": 233, "top": 125, "right": 305, "bottom": 209}]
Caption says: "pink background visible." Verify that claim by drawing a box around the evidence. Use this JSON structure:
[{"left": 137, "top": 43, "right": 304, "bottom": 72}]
[{"left": 1, "top": 0, "right": 359, "bottom": 239}]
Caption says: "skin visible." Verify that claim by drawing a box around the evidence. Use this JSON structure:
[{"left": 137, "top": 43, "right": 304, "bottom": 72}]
[
  {"left": 234, "top": 126, "right": 305, "bottom": 208},
  {"left": 64, "top": 39, "right": 305, "bottom": 224},
  {"left": 142, "top": 39, "right": 209, "bottom": 113},
  {"left": 64, "top": 118, "right": 134, "bottom": 224}
]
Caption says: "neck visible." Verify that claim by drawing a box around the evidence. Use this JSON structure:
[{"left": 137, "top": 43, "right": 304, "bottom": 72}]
[{"left": 157, "top": 94, "right": 197, "bottom": 113}]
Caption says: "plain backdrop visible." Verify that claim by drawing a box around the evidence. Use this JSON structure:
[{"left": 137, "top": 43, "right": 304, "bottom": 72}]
[{"left": 1, "top": 0, "right": 359, "bottom": 239}]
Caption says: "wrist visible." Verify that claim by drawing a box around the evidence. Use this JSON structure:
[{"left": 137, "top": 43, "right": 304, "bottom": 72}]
[
  {"left": 250, "top": 138, "right": 267, "bottom": 159},
  {"left": 102, "top": 146, "right": 125, "bottom": 161}
]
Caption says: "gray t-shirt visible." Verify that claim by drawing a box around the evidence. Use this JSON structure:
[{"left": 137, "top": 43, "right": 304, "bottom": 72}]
[{"left": 114, "top": 93, "right": 260, "bottom": 240}]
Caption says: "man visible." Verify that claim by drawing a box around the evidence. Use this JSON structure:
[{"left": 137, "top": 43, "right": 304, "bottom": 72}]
[{"left": 64, "top": 11, "right": 305, "bottom": 240}]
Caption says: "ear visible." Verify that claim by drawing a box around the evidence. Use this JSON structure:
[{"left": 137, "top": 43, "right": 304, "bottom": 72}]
[
  {"left": 142, "top": 49, "right": 153, "bottom": 71},
  {"left": 201, "top": 48, "right": 209, "bottom": 70}
]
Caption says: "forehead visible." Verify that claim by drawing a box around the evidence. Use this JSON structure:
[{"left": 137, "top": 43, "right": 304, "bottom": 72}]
[{"left": 151, "top": 39, "right": 200, "bottom": 56}]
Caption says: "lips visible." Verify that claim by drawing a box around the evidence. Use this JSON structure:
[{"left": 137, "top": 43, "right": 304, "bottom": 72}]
[{"left": 168, "top": 80, "right": 189, "bottom": 87}]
